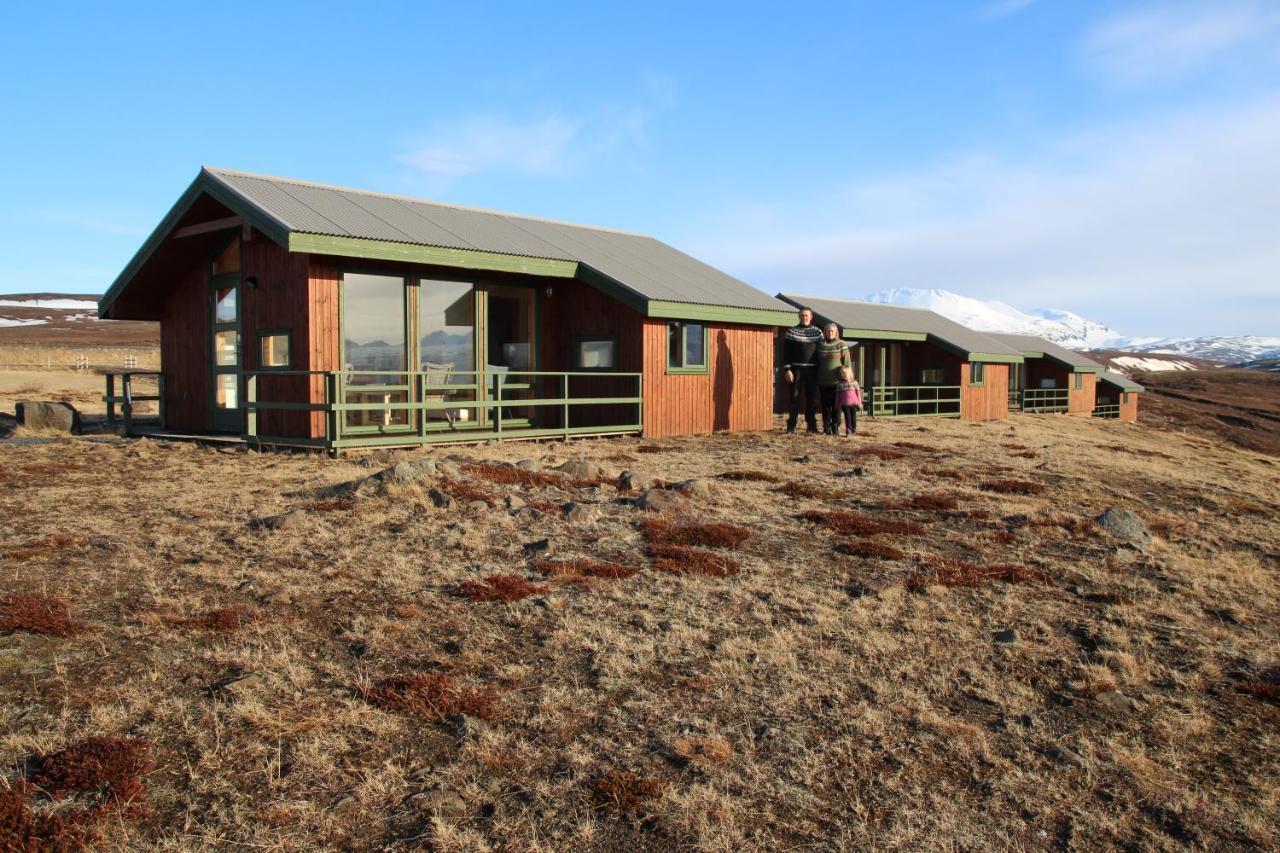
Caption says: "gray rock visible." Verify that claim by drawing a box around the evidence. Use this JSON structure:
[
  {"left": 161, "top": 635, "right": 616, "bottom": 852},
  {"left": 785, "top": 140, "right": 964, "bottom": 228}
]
[
  {"left": 617, "top": 470, "right": 654, "bottom": 492},
  {"left": 272, "top": 510, "right": 308, "bottom": 531},
  {"left": 222, "top": 673, "right": 266, "bottom": 695},
  {"left": 993, "top": 628, "right": 1019, "bottom": 644},
  {"left": 675, "top": 478, "right": 714, "bottom": 501},
  {"left": 387, "top": 458, "right": 436, "bottom": 484},
  {"left": 465, "top": 500, "right": 489, "bottom": 514},
  {"left": 523, "top": 538, "right": 552, "bottom": 555},
  {"left": 515, "top": 459, "right": 542, "bottom": 472},
  {"left": 1094, "top": 690, "right": 1133, "bottom": 712},
  {"left": 557, "top": 459, "right": 602, "bottom": 480},
  {"left": 16, "top": 401, "right": 82, "bottom": 434},
  {"left": 1048, "top": 745, "right": 1087, "bottom": 768},
  {"left": 436, "top": 461, "right": 462, "bottom": 479},
  {"left": 447, "top": 712, "right": 491, "bottom": 742},
  {"left": 428, "top": 488, "right": 454, "bottom": 509},
  {"left": 236, "top": 579, "right": 255, "bottom": 593},
  {"left": 1097, "top": 508, "right": 1151, "bottom": 550},
  {"left": 563, "top": 501, "right": 593, "bottom": 523},
  {"left": 635, "top": 487, "right": 690, "bottom": 513},
  {"left": 506, "top": 494, "right": 526, "bottom": 510},
  {"left": 412, "top": 785, "right": 466, "bottom": 817}
]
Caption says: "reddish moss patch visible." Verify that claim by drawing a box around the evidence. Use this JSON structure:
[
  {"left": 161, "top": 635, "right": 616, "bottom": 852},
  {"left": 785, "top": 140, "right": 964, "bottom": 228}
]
[
  {"left": 590, "top": 770, "right": 665, "bottom": 812},
  {"left": 167, "top": 604, "right": 263, "bottom": 631},
  {"left": 525, "top": 499, "right": 564, "bottom": 513},
  {"left": 979, "top": 479, "right": 1046, "bottom": 496},
  {"left": 535, "top": 559, "right": 642, "bottom": 580},
  {"left": 649, "top": 545, "right": 740, "bottom": 578},
  {"left": 0, "top": 593, "right": 87, "bottom": 637},
  {"left": 906, "top": 556, "right": 1053, "bottom": 591},
  {"left": 919, "top": 467, "right": 971, "bottom": 481},
  {"left": 800, "top": 510, "right": 924, "bottom": 537},
  {"left": 779, "top": 480, "right": 829, "bottom": 499},
  {"left": 881, "top": 493, "right": 961, "bottom": 511},
  {"left": 6, "top": 535, "right": 82, "bottom": 560},
  {"left": 463, "top": 462, "right": 562, "bottom": 488},
  {"left": 438, "top": 478, "right": 498, "bottom": 506},
  {"left": 636, "top": 445, "right": 666, "bottom": 454},
  {"left": 993, "top": 530, "right": 1020, "bottom": 545},
  {"left": 642, "top": 518, "right": 750, "bottom": 549},
  {"left": 455, "top": 574, "right": 548, "bottom": 603},
  {"left": 718, "top": 470, "right": 783, "bottom": 483},
  {"left": 358, "top": 673, "right": 500, "bottom": 721},
  {"left": 892, "top": 441, "right": 935, "bottom": 452},
  {"left": 852, "top": 446, "right": 907, "bottom": 460},
  {"left": 836, "top": 540, "right": 905, "bottom": 560},
  {"left": 569, "top": 477, "right": 615, "bottom": 489},
  {"left": 301, "top": 497, "right": 355, "bottom": 513},
  {"left": 390, "top": 602, "right": 423, "bottom": 619}
]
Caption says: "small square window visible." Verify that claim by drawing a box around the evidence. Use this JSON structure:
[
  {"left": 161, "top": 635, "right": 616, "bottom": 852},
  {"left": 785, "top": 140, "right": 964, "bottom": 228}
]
[
  {"left": 259, "top": 332, "right": 290, "bottom": 368},
  {"left": 577, "top": 338, "right": 615, "bottom": 370},
  {"left": 666, "top": 322, "right": 709, "bottom": 373},
  {"left": 921, "top": 368, "right": 945, "bottom": 385},
  {"left": 1074, "top": 372, "right": 1084, "bottom": 390},
  {"left": 969, "top": 362, "right": 985, "bottom": 385}
]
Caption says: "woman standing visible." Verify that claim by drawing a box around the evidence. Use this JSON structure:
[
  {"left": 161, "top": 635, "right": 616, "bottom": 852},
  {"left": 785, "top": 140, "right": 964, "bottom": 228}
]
[{"left": 816, "top": 322, "right": 851, "bottom": 435}]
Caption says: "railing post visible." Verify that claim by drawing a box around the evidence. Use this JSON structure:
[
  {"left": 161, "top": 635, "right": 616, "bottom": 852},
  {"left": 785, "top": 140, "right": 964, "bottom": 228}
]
[
  {"left": 156, "top": 373, "right": 166, "bottom": 428},
  {"left": 245, "top": 374, "right": 257, "bottom": 438},
  {"left": 494, "top": 372, "right": 502, "bottom": 440},
  {"left": 105, "top": 373, "right": 117, "bottom": 433},
  {"left": 122, "top": 373, "right": 133, "bottom": 436},
  {"left": 326, "top": 372, "right": 340, "bottom": 448},
  {"left": 562, "top": 374, "right": 570, "bottom": 438}
]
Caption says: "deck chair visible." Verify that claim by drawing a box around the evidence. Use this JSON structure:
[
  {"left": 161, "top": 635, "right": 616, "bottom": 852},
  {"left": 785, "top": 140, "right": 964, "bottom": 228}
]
[{"left": 423, "top": 361, "right": 456, "bottom": 426}]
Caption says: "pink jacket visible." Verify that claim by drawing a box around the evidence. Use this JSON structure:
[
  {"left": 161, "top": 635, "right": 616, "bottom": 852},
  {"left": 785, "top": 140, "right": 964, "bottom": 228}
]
[{"left": 837, "top": 383, "right": 862, "bottom": 408}]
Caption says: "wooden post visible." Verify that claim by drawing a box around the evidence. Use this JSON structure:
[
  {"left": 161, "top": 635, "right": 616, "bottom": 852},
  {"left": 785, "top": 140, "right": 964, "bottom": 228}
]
[
  {"left": 156, "top": 373, "right": 166, "bottom": 428},
  {"left": 326, "top": 373, "right": 340, "bottom": 447},
  {"left": 105, "top": 373, "right": 117, "bottom": 433},
  {"left": 562, "top": 374, "right": 570, "bottom": 438},
  {"left": 245, "top": 374, "right": 257, "bottom": 438},
  {"left": 121, "top": 373, "right": 133, "bottom": 435}
]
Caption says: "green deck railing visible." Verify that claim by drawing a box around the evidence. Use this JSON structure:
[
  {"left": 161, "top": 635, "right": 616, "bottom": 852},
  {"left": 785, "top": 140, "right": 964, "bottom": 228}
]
[
  {"left": 870, "top": 385, "right": 961, "bottom": 418},
  {"left": 1008, "top": 388, "right": 1022, "bottom": 411},
  {"left": 103, "top": 371, "right": 165, "bottom": 435},
  {"left": 1021, "top": 388, "right": 1069, "bottom": 413},
  {"left": 1092, "top": 403, "right": 1121, "bottom": 419},
  {"left": 242, "top": 369, "right": 644, "bottom": 450}
]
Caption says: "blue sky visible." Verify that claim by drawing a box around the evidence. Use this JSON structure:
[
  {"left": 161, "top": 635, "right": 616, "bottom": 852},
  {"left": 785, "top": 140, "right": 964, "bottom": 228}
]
[{"left": 2, "top": 1, "right": 1279, "bottom": 337}]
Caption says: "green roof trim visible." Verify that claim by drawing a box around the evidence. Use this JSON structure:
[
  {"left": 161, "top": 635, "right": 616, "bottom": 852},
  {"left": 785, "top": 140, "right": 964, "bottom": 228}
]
[
  {"left": 647, "top": 300, "right": 796, "bottom": 326},
  {"left": 288, "top": 232, "right": 580, "bottom": 278},
  {"left": 967, "top": 353, "right": 1025, "bottom": 364},
  {"left": 840, "top": 329, "right": 928, "bottom": 342}
]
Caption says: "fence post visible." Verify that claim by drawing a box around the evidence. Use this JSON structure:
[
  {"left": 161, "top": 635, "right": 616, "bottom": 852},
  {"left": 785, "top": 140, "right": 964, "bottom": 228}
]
[
  {"left": 494, "top": 373, "right": 502, "bottom": 440},
  {"left": 326, "top": 373, "right": 340, "bottom": 448},
  {"left": 245, "top": 374, "right": 257, "bottom": 438},
  {"left": 122, "top": 373, "right": 133, "bottom": 435},
  {"left": 562, "top": 374, "right": 570, "bottom": 438},
  {"left": 156, "top": 373, "right": 166, "bottom": 428},
  {"left": 105, "top": 374, "right": 117, "bottom": 433}
]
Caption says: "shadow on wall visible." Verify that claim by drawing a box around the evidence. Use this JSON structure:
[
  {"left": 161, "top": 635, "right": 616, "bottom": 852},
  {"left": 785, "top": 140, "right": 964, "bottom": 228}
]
[{"left": 713, "top": 329, "right": 733, "bottom": 431}]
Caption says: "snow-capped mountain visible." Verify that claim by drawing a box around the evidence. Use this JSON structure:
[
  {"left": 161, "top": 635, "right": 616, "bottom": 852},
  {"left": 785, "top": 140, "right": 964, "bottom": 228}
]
[
  {"left": 1117, "top": 336, "right": 1280, "bottom": 366},
  {"left": 859, "top": 288, "right": 1128, "bottom": 349}
]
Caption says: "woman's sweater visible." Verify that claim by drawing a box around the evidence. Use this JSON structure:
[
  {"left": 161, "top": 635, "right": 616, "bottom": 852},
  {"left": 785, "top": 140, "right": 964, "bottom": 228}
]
[{"left": 817, "top": 339, "right": 851, "bottom": 386}]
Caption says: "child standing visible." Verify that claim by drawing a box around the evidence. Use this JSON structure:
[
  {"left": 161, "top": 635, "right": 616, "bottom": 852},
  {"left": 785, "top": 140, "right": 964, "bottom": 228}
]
[{"left": 836, "top": 366, "right": 862, "bottom": 436}]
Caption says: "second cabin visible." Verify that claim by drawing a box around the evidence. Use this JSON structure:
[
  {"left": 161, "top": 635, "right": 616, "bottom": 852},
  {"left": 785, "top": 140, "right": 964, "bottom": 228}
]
[
  {"left": 987, "top": 333, "right": 1103, "bottom": 416},
  {"left": 776, "top": 294, "right": 1024, "bottom": 421}
]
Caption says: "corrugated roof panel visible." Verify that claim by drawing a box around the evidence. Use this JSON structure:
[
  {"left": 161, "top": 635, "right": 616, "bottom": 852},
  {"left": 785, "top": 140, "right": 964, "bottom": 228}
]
[
  {"left": 410, "top": 204, "right": 574, "bottom": 260},
  {"left": 271, "top": 183, "right": 422, "bottom": 242},
  {"left": 779, "top": 294, "right": 1024, "bottom": 357},
  {"left": 1097, "top": 370, "right": 1144, "bottom": 391},
  {"left": 341, "top": 194, "right": 483, "bottom": 250},
  {"left": 212, "top": 172, "right": 344, "bottom": 234},
  {"left": 986, "top": 333, "right": 1104, "bottom": 370}
]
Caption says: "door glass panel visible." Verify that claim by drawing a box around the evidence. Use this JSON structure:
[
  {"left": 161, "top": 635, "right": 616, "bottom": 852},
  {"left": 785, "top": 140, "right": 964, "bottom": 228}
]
[
  {"left": 420, "top": 280, "right": 477, "bottom": 427},
  {"left": 486, "top": 287, "right": 534, "bottom": 424},
  {"left": 343, "top": 273, "right": 407, "bottom": 429},
  {"left": 215, "top": 373, "right": 238, "bottom": 409},
  {"left": 215, "top": 286, "right": 237, "bottom": 323},
  {"left": 215, "top": 330, "right": 238, "bottom": 366}
]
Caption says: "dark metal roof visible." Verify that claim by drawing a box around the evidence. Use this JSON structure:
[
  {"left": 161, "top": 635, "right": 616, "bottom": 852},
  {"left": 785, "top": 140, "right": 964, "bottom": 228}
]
[
  {"left": 985, "top": 333, "right": 1105, "bottom": 371},
  {"left": 776, "top": 293, "right": 1025, "bottom": 359},
  {"left": 206, "top": 168, "right": 791, "bottom": 313},
  {"left": 1097, "top": 370, "right": 1144, "bottom": 392}
]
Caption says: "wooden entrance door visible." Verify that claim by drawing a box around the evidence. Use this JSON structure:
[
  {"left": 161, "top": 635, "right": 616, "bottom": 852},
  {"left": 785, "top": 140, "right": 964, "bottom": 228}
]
[{"left": 210, "top": 237, "right": 244, "bottom": 433}]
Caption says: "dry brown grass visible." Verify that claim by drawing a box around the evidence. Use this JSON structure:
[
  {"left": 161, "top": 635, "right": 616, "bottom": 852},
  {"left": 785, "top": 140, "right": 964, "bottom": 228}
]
[
  {"left": 535, "top": 558, "right": 642, "bottom": 580},
  {"left": 906, "top": 556, "right": 1054, "bottom": 591},
  {"left": 649, "top": 544, "right": 741, "bottom": 577},
  {"left": 800, "top": 509, "right": 925, "bottom": 536},
  {"left": 779, "top": 480, "right": 830, "bottom": 499},
  {"left": 880, "top": 493, "right": 962, "bottom": 511},
  {"left": 979, "top": 478, "right": 1046, "bottom": 495},
  {"left": 590, "top": 770, "right": 665, "bottom": 812},
  {"left": 642, "top": 517, "right": 751, "bottom": 548},
  {"left": 438, "top": 477, "right": 498, "bottom": 506},
  {"left": 851, "top": 445, "right": 907, "bottom": 460},
  {"left": 836, "top": 540, "right": 906, "bottom": 560},
  {"left": 454, "top": 574, "right": 548, "bottom": 603},
  {"left": 357, "top": 673, "right": 501, "bottom": 721},
  {"left": 718, "top": 469, "right": 783, "bottom": 482},
  {"left": 165, "top": 604, "right": 264, "bottom": 631},
  {"left": 0, "top": 592, "right": 87, "bottom": 636},
  {"left": 6, "top": 535, "right": 82, "bottom": 559}
]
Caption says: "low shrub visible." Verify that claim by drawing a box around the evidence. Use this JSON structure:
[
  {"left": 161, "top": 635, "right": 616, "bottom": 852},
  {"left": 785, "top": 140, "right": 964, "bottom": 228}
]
[
  {"left": 779, "top": 480, "right": 828, "bottom": 499},
  {"left": 168, "top": 604, "right": 263, "bottom": 631},
  {"left": 439, "top": 478, "right": 498, "bottom": 506},
  {"left": 881, "top": 493, "right": 961, "bottom": 511},
  {"left": 836, "top": 540, "right": 905, "bottom": 560},
  {"left": 892, "top": 441, "right": 935, "bottom": 451},
  {"left": 30, "top": 736, "right": 153, "bottom": 805},
  {"left": 463, "top": 462, "right": 562, "bottom": 488},
  {"left": 358, "top": 673, "right": 500, "bottom": 721},
  {"left": 6, "top": 535, "right": 82, "bottom": 560},
  {"left": 455, "top": 574, "right": 548, "bottom": 603},
  {"left": 979, "top": 479, "right": 1046, "bottom": 496},
  {"left": 642, "top": 518, "right": 750, "bottom": 549},
  {"left": 800, "top": 510, "right": 924, "bottom": 537},
  {"left": 906, "top": 556, "right": 1053, "bottom": 591},
  {"left": 919, "top": 467, "right": 971, "bottom": 481},
  {"left": 718, "top": 470, "right": 782, "bottom": 483},
  {"left": 649, "top": 544, "right": 740, "bottom": 577},
  {"left": 852, "top": 446, "right": 907, "bottom": 460},
  {"left": 590, "top": 770, "right": 665, "bottom": 812},
  {"left": 0, "top": 593, "right": 87, "bottom": 637},
  {"left": 536, "top": 559, "right": 641, "bottom": 580}
]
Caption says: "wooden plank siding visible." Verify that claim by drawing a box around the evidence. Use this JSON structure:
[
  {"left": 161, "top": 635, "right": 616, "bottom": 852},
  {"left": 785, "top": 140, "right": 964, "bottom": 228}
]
[
  {"left": 1119, "top": 392, "right": 1139, "bottom": 423},
  {"left": 159, "top": 263, "right": 209, "bottom": 432},
  {"left": 960, "top": 363, "right": 1009, "bottom": 421},
  {"left": 641, "top": 319, "right": 774, "bottom": 437},
  {"left": 242, "top": 236, "right": 312, "bottom": 437},
  {"left": 1068, "top": 372, "right": 1097, "bottom": 416},
  {"left": 306, "top": 257, "right": 340, "bottom": 439}
]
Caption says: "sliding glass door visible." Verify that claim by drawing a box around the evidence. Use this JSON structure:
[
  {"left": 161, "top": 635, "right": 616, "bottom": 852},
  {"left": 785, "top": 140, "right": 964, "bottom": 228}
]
[
  {"left": 342, "top": 272, "right": 410, "bottom": 432},
  {"left": 419, "top": 279, "right": 479, "bottom": 427}
]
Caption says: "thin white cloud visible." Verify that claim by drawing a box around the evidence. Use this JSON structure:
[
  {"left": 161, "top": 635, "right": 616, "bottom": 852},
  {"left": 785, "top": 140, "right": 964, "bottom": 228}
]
[
  {"left": 1080, "top": 1, "right": 1280, "bottom": 85},
  {"left": 691, "top": 96, "right": 1280, "bottom": 338},
  {"left": 396, "top": 115, "right": 585, "bottom": 179}
]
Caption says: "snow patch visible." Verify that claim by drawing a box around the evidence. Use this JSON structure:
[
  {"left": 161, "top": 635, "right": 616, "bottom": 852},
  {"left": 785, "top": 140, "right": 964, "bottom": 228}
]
[
  {"left": 0, "top": 298, "right": 99, "bottom": 311},
  {"left": 0, "top": 317, "right": 48, "bottom": 328},
  {"left": 1110, "top": 356, "right": 1197, "bottom": 373}
]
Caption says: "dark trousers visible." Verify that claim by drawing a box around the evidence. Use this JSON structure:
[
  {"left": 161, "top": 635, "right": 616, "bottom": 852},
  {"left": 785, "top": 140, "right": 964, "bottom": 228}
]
[
  {"left": 820, "top": 385, "right": 840, "bottom": 434},
  {"left": 787, "top": 367, "right": 819, "bottom": 431},
  {"left": 841, "top": 405, "right": 858, "bottom": 433}
]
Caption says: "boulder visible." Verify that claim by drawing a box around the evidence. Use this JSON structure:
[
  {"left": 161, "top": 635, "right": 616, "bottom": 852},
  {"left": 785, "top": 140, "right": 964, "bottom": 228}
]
[
  {"left": 674, "top": 478, "right": 714, "bottom": 501},
  {"left": 428, "top": 488, "right": 455, "bottom": 510},
  {"left": 563, "top": 501, "right": 593, "bottom": 523},
  {"left": 635, "top": 487, "right": 690, "bottom": 513},
  {"left": 557, "top": 459, "right": 603, "bottom": 480},
  {"left": 271, "top": 510, "right": 308, "bottom": 531},
  {"left": 16, "top": 401, "right": 81, "bottom": 434},
  {"left": 516, "top": 459, "right": 542, "bottom": 472},
  {"left": 1097, "top": 508, "right": 1151, "bottom": 550},
  {"left": 617, "top": 470, "right": 654, "bottom": 492},
  {"left": 993, "top": 628, "right": 1019, "bottom": 644},
  {"left": 386, "top": 458, "right": 437, "bottom": 484}
]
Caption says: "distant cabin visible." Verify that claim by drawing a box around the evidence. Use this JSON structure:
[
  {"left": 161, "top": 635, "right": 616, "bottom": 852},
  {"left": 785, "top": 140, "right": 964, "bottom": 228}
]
[
  {"left": 98, "top": 168, "right": 795, "bottom": 450},
  {"left": 1094, "top": 371, "right": 1143, "bottom": 422},
  {"left": 775, "top": 294, "right": 1024, "bottom": 421},
  {"left": 986, "top": 333, "right": 1103, "bottom": 416}
]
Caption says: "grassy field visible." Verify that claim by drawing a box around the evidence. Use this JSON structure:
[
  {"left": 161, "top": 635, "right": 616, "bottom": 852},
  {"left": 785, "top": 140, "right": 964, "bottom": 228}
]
[{"left": 2, "top": 409, "right": 1278, "bottom": 850}]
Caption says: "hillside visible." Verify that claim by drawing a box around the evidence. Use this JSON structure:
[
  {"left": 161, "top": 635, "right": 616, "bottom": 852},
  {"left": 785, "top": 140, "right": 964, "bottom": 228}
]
[
  {"left": 1, "top": 412, "right": 1277, "bottom": 849},
  {"left": 1127, "top": 368, "right": 1280, "bottom": 457},
  {"left": 0, "top": 292, "right": 157, "bottom": 346}
]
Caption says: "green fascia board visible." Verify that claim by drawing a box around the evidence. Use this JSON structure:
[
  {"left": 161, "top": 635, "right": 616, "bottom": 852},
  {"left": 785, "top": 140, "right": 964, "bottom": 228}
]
[
  {"left": 966, "top": 353, "right": 1025, "bottom": 364},
  {"left": 289, "top": 232, "right": 579, "bottom": 278},
  {"left": 646, "top": 300, "right": 795, "bottom": 327},
  {"left": 99, "top": 170, "right": 292, "bottom": 319},
  {"left": 840, "top": 329, "right": 928, "bottom": 342}
]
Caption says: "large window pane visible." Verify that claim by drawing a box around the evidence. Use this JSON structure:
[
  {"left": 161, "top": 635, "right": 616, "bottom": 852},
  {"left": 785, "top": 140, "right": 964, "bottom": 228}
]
[
  {"left": 343, "top": 273, "right": 406, "bottom": 377},
  {"left": 419, "top": 280, "right": 475, "bottom": 374},
  {"left": 214, "top": 330, "right": 238, "bottom": 366},
  {"left": 684, "top": 323, "right": 705, "bottom": 367},
  {"left": 215, "top": 286, "right": 237, "bottom": 323},
  {"left": 667, "top": 322, "right": 681, "bottom": 368}
]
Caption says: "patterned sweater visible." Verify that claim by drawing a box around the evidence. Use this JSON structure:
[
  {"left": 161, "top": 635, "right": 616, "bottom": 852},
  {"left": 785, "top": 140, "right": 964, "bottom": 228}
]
[
  {"left": 782, "top": 324, "right": 824, "bottom": 370},
  {"left": 817, "top": 339, "right": 851, "bottom": 386}
]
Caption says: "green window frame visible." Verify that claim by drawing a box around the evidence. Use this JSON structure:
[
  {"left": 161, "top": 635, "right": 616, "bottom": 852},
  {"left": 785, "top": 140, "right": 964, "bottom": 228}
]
[
  {"left": 1122, "top": 392, "right": 1130, "bottom": 405},
  {"left": 921, "top": 367, "right": 946, "bottom": 385},
  {"left": 666, "top": 321, "right": 709, "bottom": 374},
  {"left": 1074, "top": 372, "right": 1084, "bottom": 390},
  {"left": 969, "top": 362, "right": 985, "bottom": 387},
  {"left": 574, "top": 335, "right": 617, "bottom": 371},
  {"left": 257, "top": 329, "right": 291, "bottom": 370}
]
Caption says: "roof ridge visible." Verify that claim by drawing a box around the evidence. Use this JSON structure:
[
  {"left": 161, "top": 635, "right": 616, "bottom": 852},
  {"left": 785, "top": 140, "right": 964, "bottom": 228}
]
[
  {"left": 202, "top": 166, "right": 653, "bottom": 239},
  {"left": 780, "top": 292, "right": 939, "bottom": 313}
]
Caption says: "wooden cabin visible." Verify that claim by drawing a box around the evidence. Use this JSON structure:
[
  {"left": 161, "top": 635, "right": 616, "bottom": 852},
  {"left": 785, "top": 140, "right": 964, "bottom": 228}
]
[
  {"left": 775, "top": 294, "right": 1024, "bottom": 421},
  {"left": 987, "top": 333, "right": 1102, "bottom": 416},
  {"left": 1094, "top": 371, "right": 1142, "bottom": 422},
  {"left": 98, "top": 167, "right": 796, "bottom": 450}
]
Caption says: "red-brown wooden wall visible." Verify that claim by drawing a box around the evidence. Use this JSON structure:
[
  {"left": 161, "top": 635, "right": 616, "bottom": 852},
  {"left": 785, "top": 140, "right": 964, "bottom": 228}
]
[
  {"left": 1119, "top": 392, "right": 1139, "bottom": 423},
  {"left": 241, "top": 237, "right": 311, "bottom": 437},
  {"left": 641, "top": 319, "right": 774, "bottom": 436},
  {"left": 159, "top": 264, "right": 209, "bottom": 432},
  {"left": 1068, "top": 372, "right": 1097, "bottom": 416},
  {"left": 960, "top": 363, "right": 1010, "bottom": 421}
]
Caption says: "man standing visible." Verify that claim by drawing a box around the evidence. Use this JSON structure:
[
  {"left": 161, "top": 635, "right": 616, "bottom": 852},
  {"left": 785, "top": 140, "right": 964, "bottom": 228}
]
[{"left": 782, "top": 306, "right": 823, "bottom": 433}]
